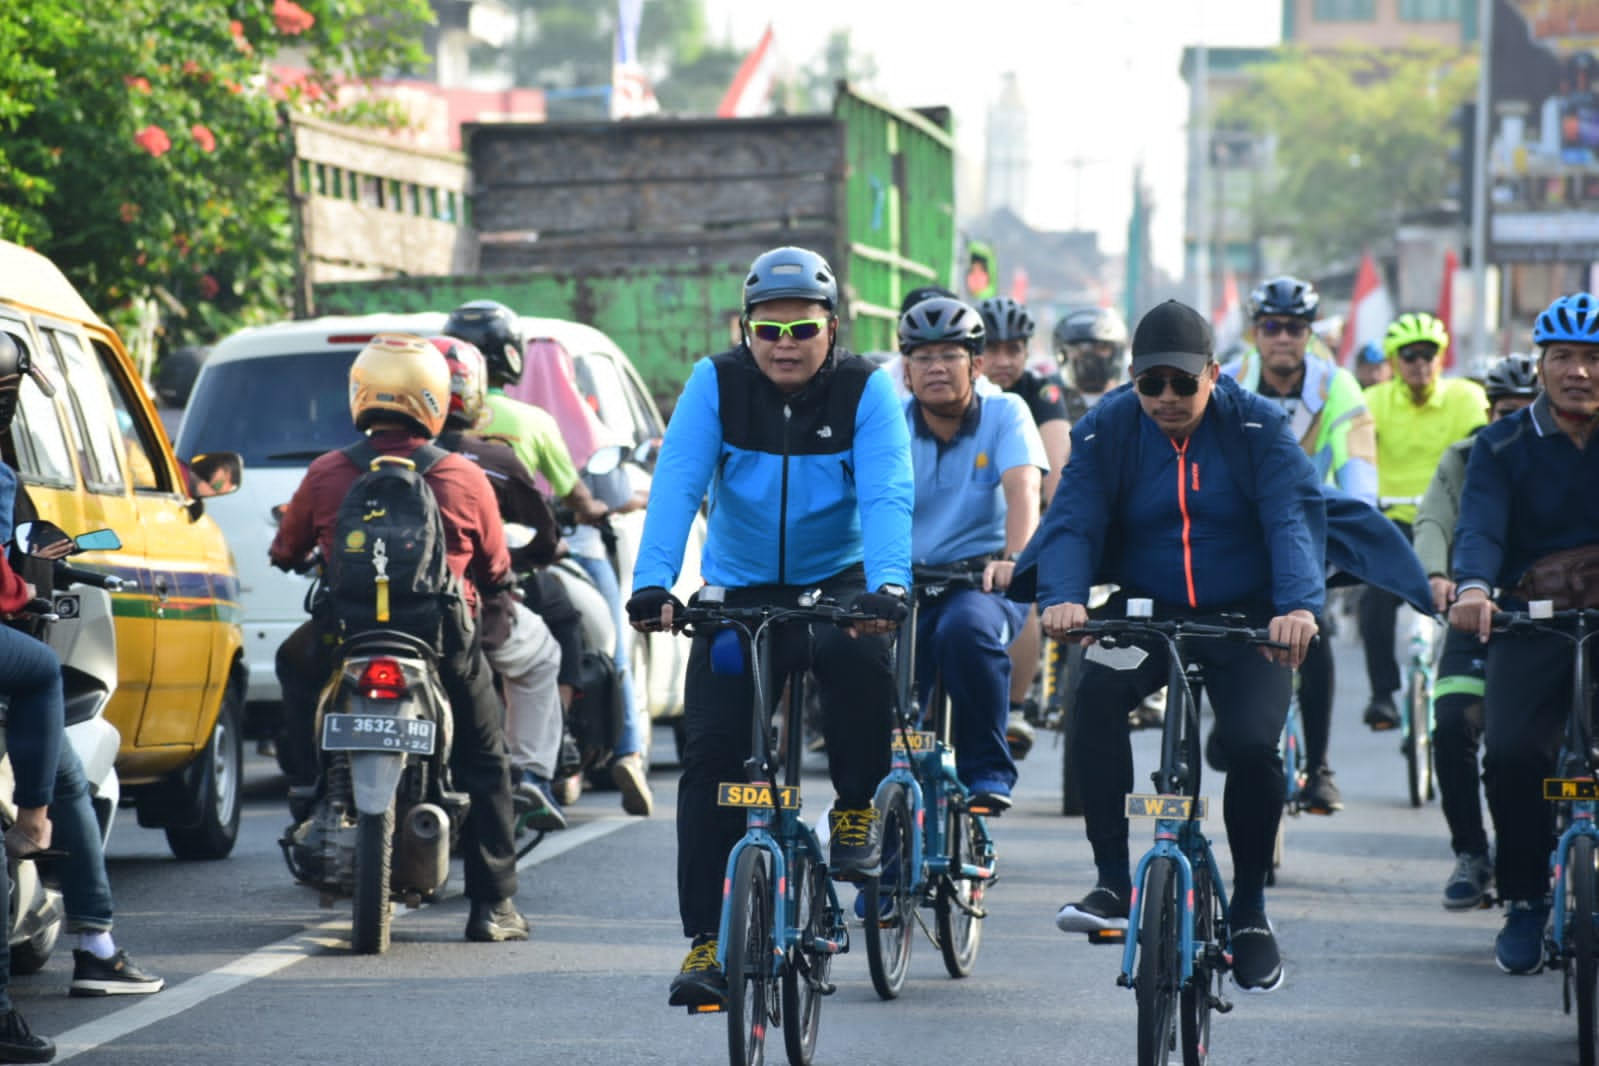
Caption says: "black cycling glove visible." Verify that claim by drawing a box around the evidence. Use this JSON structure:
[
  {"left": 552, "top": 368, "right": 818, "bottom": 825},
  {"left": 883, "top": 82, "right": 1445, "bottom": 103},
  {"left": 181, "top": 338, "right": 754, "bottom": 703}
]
[
  {"left": 626, "top": 585, "right": 684, "bottom": 625},
  {"left": 852, "top": 586, "right": 909, "bottom": 623}
]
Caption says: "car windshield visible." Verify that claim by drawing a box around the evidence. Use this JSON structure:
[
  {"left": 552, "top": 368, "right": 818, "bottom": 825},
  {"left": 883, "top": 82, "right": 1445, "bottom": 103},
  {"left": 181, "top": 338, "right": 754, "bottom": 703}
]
[{"left": 176, "top": 349, "right": 360, "bottom": 467}]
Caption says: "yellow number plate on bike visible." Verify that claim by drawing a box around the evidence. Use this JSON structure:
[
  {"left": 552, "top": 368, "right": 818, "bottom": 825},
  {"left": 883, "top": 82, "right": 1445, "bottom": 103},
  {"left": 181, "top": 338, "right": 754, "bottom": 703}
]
[
  {"left": 1125, "top": 794, "right": 1208, "bottom": 820},
  {"left": 1544, "top": 778, "right": 1599, "bottom": 801},
  {"left": 717, "top": 783, "right": 800, "bottom": 809},
  {"left": 890, "top": 731, "right": 937, "bottom": 753}
]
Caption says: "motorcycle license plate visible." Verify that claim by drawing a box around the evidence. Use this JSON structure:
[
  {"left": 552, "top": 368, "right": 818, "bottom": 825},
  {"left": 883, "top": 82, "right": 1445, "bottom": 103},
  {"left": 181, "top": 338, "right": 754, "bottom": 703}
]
[{"left": 321, "top": 714, "right": 436, "bottom": 755}]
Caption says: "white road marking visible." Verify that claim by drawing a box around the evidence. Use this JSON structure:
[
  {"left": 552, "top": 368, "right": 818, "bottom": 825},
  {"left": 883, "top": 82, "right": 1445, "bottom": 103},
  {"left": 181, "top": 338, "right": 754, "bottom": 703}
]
[{"left": 54, "top": 816, "right": 638, "bottom": 1061}]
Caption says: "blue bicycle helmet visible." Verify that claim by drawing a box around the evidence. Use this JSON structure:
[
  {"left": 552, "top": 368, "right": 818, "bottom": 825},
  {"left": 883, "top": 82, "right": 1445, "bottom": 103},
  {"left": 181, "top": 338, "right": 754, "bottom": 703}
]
[
  {"left": 1249, "top": 275, "right": 1320, "bottom": 321},
  {"left": 1533, "top": 293, "right": 1599, "bottom": 346},
  {"left": 1356, "top": 340, "right": 1385, "bottom": 365},
  {"left": 743, "top": 247, "right": 838, "bottom": 313}
]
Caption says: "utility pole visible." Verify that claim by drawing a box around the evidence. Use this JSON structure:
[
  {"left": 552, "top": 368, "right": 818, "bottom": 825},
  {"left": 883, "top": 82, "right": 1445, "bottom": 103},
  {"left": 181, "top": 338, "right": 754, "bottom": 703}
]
[
  {"left": 1192, "top": 5, "right": 1211, "bottom": 316},
  {"left": 1469, "top": 0, "right": 1494, "bottom": 375}
]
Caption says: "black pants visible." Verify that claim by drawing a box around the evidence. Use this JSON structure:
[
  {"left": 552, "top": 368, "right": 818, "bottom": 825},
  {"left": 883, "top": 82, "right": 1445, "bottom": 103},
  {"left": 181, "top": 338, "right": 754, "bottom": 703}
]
[
  {"left": 277, "top": 615, "right": 519, "bottom": 904},
  {"left": 1074, "top": 612, "right": 1290, "bottom": 910},
  {"left": 1433, "top": 625, "right": 1489, "bottom": 858},
  {"left": 676, "top": 575, "right": 893, "bottom": 938},
  {"left": 1359, "top": 520, "right": 1412, "bottom": 700},
  {"left": 1483, "top": 632, "right": 1585, "bottom": 902},
  {"left": 1298, "top": 615, "right": 1333, "bottom": 771}
]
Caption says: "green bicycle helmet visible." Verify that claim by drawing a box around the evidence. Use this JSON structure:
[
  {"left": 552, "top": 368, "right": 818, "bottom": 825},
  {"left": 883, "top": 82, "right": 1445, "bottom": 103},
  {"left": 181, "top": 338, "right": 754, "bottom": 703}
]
[{"left": 1382, "top": 312, "right": 1449, "bottom": 359}]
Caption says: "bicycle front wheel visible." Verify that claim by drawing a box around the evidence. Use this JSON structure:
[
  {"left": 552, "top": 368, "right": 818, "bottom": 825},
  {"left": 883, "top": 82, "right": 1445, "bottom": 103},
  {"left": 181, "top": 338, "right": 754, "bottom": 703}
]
[
  {"left": 1181, "top": 861, "right": 1223, "bottom": 1066},
  {"left": 1405, "top": 670, "right": 1433, "bottom": 807},
  {"left": 864, "top": 782, "right": 915, "bottom": 1000},
  {"left": 1573, "top": 834, "right": 1598, "bottom": 1066},
  {"left": 781, "top": 853, "right": 832, "bottom": 1066},
  {"left": 726, "top": 847, "right": 774, "bottom": 1066},
  {"left": 1137, "top": 856, "right": 1181, "bottom": 1066},
  {"left": 935, "top": 806, "right": 987, "bottom": 978}
]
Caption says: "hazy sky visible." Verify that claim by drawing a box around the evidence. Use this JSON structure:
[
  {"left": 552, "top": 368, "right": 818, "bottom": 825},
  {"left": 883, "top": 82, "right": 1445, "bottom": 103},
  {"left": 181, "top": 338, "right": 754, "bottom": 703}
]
[{"left": 701, "top": 0, "right": 1281, "bottom": 279}]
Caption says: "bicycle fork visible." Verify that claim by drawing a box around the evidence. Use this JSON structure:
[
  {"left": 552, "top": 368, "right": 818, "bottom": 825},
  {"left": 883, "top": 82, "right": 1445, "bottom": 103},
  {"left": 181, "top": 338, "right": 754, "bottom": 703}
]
[
  {"left": 1119, "top": 820, "right": 1233, "bottom": 1015},
  {"left": 1550, "top": 805, "right": 1599, "bottom": 965}
]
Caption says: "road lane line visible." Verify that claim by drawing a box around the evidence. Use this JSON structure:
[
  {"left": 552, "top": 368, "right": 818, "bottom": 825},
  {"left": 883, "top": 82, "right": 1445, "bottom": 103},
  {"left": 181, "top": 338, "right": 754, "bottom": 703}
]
[{"left": 54, "top": 816, "right": 637, "bottom": 1060}]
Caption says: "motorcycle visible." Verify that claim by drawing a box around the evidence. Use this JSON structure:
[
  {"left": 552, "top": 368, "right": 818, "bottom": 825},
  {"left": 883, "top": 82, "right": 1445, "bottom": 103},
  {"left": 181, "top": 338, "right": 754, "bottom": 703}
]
[
  {"left": 2, "top": 521, "right": 125, "bottom": 974},
  {"left": 278, "top": 545, "right": 466, "bottom": 955}
]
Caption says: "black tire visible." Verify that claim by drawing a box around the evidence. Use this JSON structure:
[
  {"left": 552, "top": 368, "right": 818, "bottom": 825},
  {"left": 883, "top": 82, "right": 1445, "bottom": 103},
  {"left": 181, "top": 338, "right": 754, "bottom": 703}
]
[
  {"left": 781, "top": 856, "right": 830, "bottom": 1066},
  {"left": 1405, "top": 671, "right": 1432, "bottom": 808},
  {"left": 1574, "top": 834, "right": 1597, "bottom": 1066},
  {"left": 726, "top": 847, "right": 772, "bottom": 1066},
  {"left": 351, "top": 803, "right": 395, "bottom": 955},
  {"left": 864, "top": 783, "right": 915, "bottom": 1000},
  {"left": 165, "top": 677, "right": 244, "bottom": 860},
  {"left": 1181, "top": 864, "right": 1222, "bottom": 1066},
  {"left": 8, "top": 885, "right": 59, "bottom": 977},
  {"left": 1057, "top": 643, "right": 1085, "bottom": 817},
  {"left": 1137, "top": 856, "right": 1180, "bottom": 1066},
  {"left": 935, "top": 807, "right": 985, "bottom": 978}
]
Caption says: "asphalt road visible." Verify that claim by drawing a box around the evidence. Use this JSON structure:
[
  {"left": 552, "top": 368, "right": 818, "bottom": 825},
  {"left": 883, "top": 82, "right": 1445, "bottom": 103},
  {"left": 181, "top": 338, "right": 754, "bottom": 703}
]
[{"left": 5, "top": 622, "right": 1587, "bottom": 1066}]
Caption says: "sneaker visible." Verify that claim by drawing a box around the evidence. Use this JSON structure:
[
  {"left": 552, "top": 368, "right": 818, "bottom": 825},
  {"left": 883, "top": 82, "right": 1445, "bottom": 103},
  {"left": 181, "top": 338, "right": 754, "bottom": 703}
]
[
  {"left": 1363, "top": 696, "right": 1400, "bottom": 732},
  {"left": 668, "top": 935, "right": 727, "bottom": 1008},
  {"left": 552, "top": 772, "right": 583, "bottom": 808},
  {"left": 610, "top": 752, "right": 654, "bottom": 817},
  {"left": 0, "top": 1008, "right": 53, "bottom": 1063},
  {"left": 465, "top": 898, "right": 530, "bottom": 943},
  {"left": 1055, "top": 885, "right": 1130, "bottom": 933},
  {"left": 512, "top": 772, "right": 568, "bottom": 833},
  {"left": 1230, "top": 910, "right": 1284, "bottom": 992},
  {"left": 1443, "top": 852, "right": 1494, "bottom": 911},
  {"left": 1005, "top": 710, "right": 1035, "bottom": 760},
  {"left": 828, "top": 806, "right": 882, "bottom": 880},
  {"left": 1296, "top": 766, "right": 1344, "bottom": 814},
  {"left": 70, "top": 949, "right": 164, "bottom": 997},
  {"left": 1494, "top": 898, "right": 1549, "bottom": 974}
]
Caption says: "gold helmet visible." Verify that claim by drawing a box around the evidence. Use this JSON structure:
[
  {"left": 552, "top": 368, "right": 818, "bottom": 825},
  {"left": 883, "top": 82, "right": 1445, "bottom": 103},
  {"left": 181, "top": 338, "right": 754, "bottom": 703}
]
[{"left": 348, "top": 333, "right": 450, "bottom": 437}]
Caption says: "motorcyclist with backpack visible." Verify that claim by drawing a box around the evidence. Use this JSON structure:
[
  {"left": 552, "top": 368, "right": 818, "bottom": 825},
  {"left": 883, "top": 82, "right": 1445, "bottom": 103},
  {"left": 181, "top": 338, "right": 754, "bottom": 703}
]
[{"left": 270, "top": 334, "right": 527, "bottom": 943}]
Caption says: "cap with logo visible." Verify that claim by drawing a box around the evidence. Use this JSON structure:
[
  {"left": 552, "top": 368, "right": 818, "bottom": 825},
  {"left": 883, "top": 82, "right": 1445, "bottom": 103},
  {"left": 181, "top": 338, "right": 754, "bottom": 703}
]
[{"left": 1130, "top": 300, "right": 1214, "bottom": 377}]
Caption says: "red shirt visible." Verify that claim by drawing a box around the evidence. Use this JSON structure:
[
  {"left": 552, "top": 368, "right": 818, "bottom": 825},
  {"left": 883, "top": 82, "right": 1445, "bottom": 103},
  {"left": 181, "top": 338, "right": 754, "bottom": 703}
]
[
  {"left": 0, "top": 555, "right": 30, "bottom": 614},
  {"left": 269, "top": 430, "right": 510, "bottom": 608}
]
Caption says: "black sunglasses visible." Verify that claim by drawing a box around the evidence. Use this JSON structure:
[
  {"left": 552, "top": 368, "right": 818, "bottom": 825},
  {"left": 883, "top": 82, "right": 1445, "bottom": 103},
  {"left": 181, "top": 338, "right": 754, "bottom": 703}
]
[
  {"left": 1256, "top": 318, "right": 1309, "bottom": 338},
  {"left": 1398, "top": 344, "right": 1439, "bottom": 363},
  {"left": 1136, "top": 372, "right": 1202, "bottom": 398}
]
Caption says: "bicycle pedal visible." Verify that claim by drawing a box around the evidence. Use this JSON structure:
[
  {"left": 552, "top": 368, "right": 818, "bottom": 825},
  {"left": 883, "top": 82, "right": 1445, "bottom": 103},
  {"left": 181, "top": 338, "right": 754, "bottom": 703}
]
[
  {"left": 1213, "top": 995, "right": 1234, "bottom": 1014},
  {"left": 1088, "top": 928, "right": 1127, "bottom": 945},
  {"left": 818, "top": 981, "right": 837, "bottom": 996}
]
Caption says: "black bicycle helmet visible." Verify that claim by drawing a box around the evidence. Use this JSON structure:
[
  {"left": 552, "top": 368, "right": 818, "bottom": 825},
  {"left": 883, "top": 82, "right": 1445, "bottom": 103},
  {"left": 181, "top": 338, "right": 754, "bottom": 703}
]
[
  {"left": 742, "top": 246, "right": 838, "bottom": 313},
  {"left": 901, "top": 285, "right": 956, "bottom": 315},
  {"left": 0, "top": 331, "right": 39, "bottom": 434},
  {"left": 977, "top": 297, "right": 1036, "bottom": 343},
  {"left": 1053, "top": 307, "right": 1129, "bottom": 351},
  {"left": 1483, "top": 352, "right": 1539, "bottom": 402},
  {"left": 898, "top": 297, "right": 985, "bottom": 356},
  {"left": 1249, "top": 275, "right": 1319, "bottom": 320},
  {"left": 443, "top": 300, "right": 525, "bottom": 385}
]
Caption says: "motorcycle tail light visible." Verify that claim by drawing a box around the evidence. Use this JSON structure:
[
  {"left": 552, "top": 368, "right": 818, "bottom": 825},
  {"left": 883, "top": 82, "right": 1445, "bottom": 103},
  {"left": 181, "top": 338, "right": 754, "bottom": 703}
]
[{"left": 358, "top": 658, "right": 407, "bottom": 700}]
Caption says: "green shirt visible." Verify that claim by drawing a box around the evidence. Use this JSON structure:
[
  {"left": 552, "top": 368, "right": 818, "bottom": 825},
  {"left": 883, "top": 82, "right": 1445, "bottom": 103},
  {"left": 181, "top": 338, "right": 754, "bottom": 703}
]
[
  {"left": 1364, "top": 376, "right": 1486, "bottom": 525},
  {"left": 481, "top": 390, "right": 579, "bottom": 498}
]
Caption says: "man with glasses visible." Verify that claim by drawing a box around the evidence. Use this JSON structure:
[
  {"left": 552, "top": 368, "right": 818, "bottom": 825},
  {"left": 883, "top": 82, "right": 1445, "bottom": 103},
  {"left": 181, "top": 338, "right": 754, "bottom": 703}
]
[
  {"left": 627, "top": 246, "right": 913, "bottom": 1010},
  {"left": 1219, "top": 275, "right": 1377, "bottom": 815},
  {"left": 1021, "top": 299, "right": 1323, "bottom": 993},
  {"left": 1360, "top": 312, "right": 1485, "bottom": 731}
]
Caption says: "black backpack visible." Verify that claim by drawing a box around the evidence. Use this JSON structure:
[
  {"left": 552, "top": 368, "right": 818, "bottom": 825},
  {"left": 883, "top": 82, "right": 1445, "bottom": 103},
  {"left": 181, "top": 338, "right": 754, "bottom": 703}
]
[{"left": 326, "top": 440, "right": 457, "bottom": 640}]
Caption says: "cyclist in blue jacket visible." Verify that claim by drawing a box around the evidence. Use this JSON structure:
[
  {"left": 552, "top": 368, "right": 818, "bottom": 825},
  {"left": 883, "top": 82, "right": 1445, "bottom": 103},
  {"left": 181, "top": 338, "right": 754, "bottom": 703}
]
[
  {"left": 628, "top": 246, "right": 914, "bottom": 1010},
  {"left": 1022, "top": 299, "right": 1324, "bottom": 994}
]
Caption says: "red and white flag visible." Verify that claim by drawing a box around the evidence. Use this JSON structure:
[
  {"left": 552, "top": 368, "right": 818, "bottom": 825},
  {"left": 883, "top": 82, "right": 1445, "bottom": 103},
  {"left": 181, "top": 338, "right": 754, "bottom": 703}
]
[
  {"left": 1436, "top": 248, "right": 1459, "bottom": 371},
  {"left": 1338, "top": 250, "right": 1395, "bottom": 367},
  {"left": 717, "top": 25, "right": 777, "bottom": 118},
  {"left": 1212, "top": 269, "right": 1243, "bottom": 355}
]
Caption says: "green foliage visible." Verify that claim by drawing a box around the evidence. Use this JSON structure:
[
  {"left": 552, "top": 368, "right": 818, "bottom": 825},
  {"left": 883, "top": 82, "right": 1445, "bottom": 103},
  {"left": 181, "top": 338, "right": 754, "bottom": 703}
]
[
  {"left": 1215, "top": 44, "right": 1477, "bottom": 266},
  {"left": 653, "top": 44, "right": 745, "bottom": 114},
  {"left": 785, "top": 28, "right": 877, "bottom": 113},
  {"left": 0, "top": 0, "right": 432, "bottom": 358}
]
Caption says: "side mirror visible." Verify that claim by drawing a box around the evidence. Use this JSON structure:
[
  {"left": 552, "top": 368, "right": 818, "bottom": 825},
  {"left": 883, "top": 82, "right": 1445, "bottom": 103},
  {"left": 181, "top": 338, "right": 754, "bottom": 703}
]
[
  {"left": 74, "top": 529, "right": 122, "bottom": 553},
  {"left": 14, "top": 520, "right": 70, "bottom": 557},
  {"left": 630, "top": 439, "right": 658, "bottom": 468},
  {"left": 185, "top": 451, "right": 244, "bottom": 500},
  {"left": 585, "top": 445, "right": 623, "bottom": 477}
]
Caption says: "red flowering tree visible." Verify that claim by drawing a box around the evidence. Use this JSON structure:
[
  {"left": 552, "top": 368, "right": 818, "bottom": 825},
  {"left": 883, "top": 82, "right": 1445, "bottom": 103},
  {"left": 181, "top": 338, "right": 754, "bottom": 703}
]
[{"left": 0, "top": 0, "right": 432, "bottom": 358}]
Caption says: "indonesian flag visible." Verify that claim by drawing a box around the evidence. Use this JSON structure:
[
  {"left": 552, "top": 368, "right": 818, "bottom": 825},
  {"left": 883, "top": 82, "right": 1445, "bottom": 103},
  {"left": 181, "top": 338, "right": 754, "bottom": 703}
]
[
  {"left": 717, "top": 25, "right": 777, "bottom": 118},
  {"left": 610, "top": 0, "right": 659, "bottom": 119},
  {"left": 1213, "top": 269, "right": 1243, "bottom": 355},
  {"left": 1338, "top": 250, "right": 1396, "bottom": 367},
  {"left": 1436, "top": 248, "right": 1458, "bottom": 371}
]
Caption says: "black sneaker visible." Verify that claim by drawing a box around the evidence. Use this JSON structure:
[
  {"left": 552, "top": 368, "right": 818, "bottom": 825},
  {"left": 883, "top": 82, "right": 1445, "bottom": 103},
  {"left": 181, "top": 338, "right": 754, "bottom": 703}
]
[
  {"left": 1363, "top": 697, "right": 1400, "bottom": 732},
  {"left": 668, "top": 935, "right": 728, "bottom": 1009},
  {"left": 0, "top": 1008, "right": 53, "bottom": 1063},
  {"left": 70, "top": 949, "right": 164, "bottom": 997},
  {"left": 828, "top": 806, "right": 882, "bottom": 880},
  {"left": 1055, "top": 885, "right": 1130, "bottom": 933},
  {"left": 465, "top": 898, "right": 530, "bottom": 943},
  {"left": 1296, "top": 766, "right": 1344, "bottom": 814},
  {"left": 1230, "top": 910, "right": 1283, "bottom": 992}
]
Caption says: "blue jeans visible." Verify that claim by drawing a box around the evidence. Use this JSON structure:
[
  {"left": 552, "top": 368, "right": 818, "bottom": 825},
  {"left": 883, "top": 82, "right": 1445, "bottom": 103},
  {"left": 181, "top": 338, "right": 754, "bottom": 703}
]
[
  {"left": 573, "top": 554, "right": 643, "bottom": 758},
  {"left": 915, "top": 588, "right": 1025, "bottom": 795},
  {"left": 50, "top": 742, "right": 113, "bottom": 932},
  {"left": 0, "top": 624, "right": 64, "bottom": 809}
]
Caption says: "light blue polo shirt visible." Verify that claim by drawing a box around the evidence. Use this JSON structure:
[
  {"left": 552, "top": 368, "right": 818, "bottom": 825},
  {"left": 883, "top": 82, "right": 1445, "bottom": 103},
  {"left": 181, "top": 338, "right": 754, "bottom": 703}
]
[{"left": 905, "top": 392, "right": 1047, "bottom": 565}]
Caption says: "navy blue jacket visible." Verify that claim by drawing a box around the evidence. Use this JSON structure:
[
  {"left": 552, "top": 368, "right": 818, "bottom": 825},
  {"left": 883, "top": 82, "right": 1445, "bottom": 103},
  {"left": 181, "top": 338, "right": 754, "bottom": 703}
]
[{"left": 1012, "top": 375, "right": 1325, "bottom": 616}]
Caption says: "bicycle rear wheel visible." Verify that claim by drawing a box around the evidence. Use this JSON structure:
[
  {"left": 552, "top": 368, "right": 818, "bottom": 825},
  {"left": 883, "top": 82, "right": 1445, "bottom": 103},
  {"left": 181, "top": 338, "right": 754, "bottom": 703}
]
[
  {"left": 726, "top": 847, "right": 773, "bottom": 1066},
  {"left": 1405, "top": 670, "right": 1433, "bottom": 807},
  {"left": 1181, "top": 861, "right": 1223, "bottom": 1066},
  {"left": 1137, "top": 856, "right": 1180, "bottom": 1066},
  {"left": 1572, "top": 834, "right": 1597, "bottom": 1066},
  {"left": 935, "top": 806, "right": 987, "bottom": 978},
  {"left": 781, "top": 853, "right": 830, "bottom": 1066},
  {"left": 864, "top": 783, "right": 915, "bottom": 1000}
]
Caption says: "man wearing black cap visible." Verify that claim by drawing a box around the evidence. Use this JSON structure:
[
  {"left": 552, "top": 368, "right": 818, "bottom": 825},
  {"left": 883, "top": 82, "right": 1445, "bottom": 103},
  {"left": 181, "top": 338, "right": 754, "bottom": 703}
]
[{"left": 1021, "top": 299, "right": 1324, "bottom": 994}]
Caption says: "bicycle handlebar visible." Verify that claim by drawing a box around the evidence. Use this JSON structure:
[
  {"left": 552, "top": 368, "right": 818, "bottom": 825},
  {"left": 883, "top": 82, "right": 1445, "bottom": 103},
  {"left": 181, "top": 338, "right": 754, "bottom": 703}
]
[
  {"left": 673, "top": 595, "right": 881, "bottom": 636},
  {"left": 1065, "top": 617, "right": 1291, "bottom": 652},
  {"left": 1491, "top": 607, "right": 1599, "bottom": 639}
]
